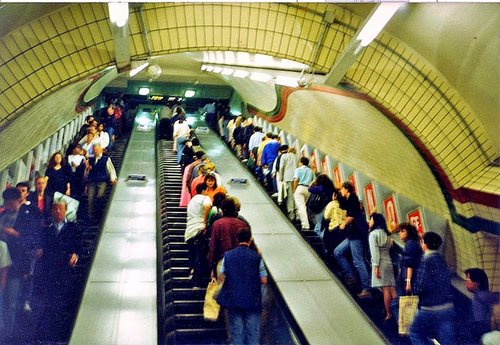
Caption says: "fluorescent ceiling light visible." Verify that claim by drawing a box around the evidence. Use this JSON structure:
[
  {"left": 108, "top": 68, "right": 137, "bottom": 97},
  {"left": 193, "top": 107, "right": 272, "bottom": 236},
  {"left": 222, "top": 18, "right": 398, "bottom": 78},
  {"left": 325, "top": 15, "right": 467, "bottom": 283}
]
[
  {"left": 233, "top": 70, "right": 250, "bottom": 78},
  {"left": 357, "top": 3, "right": 402, "bottom": 47},
  {"left": 221, "top": 68, "right": 234, "bottom": 75},
  {"left": 250, "top": 72, "right": 272, "bottom": 82},
  {"left": 129, "top": 62, "right": 149, "bottom": 77},
  {"left": 236, "top": 52, "right": 251, "bottom": 65},
  {"left": 224, "top": 51, "right": 235, "bottom": 64},
  {"left": 184, "top": 90, "right": 196, "bottom": 97},
  {"left": 138, "top": 87, "right": 150, "bottom": 96},
  {"left": 275, "top": 76, "right": 299, "bottom": 87},
  {"left": 255, "top": 54, "right": 273, "bottom": 65},
  {"left": 108, "top": 2, "right": 129, "bottom": 28}
]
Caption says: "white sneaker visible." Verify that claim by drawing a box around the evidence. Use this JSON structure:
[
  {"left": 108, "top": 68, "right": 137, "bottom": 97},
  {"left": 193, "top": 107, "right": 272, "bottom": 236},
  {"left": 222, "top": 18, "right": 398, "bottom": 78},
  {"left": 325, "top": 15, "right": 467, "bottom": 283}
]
[{"left": 23, "top": 302, "right": 32, "bottom": 312}]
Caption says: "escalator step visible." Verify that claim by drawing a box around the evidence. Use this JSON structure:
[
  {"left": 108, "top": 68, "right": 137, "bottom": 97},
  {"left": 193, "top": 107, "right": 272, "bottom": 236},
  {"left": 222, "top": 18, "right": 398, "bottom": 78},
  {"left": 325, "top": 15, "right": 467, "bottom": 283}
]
[
  {"left": 173, "top": 288, "right": 206, "bottom": 300},
  {"left": 175, "top": 314, "right": 225, "bottom": 329},
  {"left": 174, "top": 328, "right": 227, "bottom": 345},
  {"left": 173, "top": 300, "right": 204, "bottom": 314}
]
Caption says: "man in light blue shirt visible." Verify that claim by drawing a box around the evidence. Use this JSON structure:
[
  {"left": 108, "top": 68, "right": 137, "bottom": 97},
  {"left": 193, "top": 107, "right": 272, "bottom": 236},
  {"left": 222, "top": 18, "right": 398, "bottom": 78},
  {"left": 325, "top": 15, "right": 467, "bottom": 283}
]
[{"left": 292, "top": 157, "right": 314, "bottom": 230}]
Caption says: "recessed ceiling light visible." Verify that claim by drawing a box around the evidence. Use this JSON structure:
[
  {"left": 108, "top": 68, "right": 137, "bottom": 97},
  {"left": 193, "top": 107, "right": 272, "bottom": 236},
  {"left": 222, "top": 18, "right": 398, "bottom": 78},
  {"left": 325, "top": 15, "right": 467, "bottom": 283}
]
[
  {"left": 233, "top": 70, "right": 249, "bottom": 78},
  {"left": 250, "top": 72, "right": 272, "bottom": 82},
  {"left": 184, "top": 90, "right": 196, "bottom": 97},
  {"left": 138, "top": 87, "right": 150, "bottom": 96},
  {"left": 275, "top": 76, "right": 299, "bottom": 87}
]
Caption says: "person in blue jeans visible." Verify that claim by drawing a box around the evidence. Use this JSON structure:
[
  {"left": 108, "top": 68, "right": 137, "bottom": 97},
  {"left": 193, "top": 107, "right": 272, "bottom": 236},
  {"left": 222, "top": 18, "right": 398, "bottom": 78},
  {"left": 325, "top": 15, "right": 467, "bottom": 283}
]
[
  {"left": 217, "top": 229, "right": 268, "bottom": 345},
  {"left": 409, "top": 232, "right": 455, "bottom": 345},
  {"left": 333, "top": 181, "right": 371, "bottom": 298}
]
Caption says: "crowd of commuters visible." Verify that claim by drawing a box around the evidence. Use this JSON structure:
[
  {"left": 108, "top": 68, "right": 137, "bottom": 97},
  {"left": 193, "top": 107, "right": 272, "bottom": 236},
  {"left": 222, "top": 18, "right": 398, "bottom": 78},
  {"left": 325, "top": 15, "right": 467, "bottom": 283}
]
[
  {"left": 0, "top": 100, "right": 126, "bottom": 341},
  {"left": 179, "top": 108, "right": 499, "bottom": 344}
]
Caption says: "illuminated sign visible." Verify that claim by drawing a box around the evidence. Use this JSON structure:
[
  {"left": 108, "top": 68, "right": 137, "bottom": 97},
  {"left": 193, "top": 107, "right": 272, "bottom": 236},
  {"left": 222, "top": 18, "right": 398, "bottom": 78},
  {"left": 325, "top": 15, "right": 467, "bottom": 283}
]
[{"left": 150, "top": 95, "right": 164, "bottom": 101}]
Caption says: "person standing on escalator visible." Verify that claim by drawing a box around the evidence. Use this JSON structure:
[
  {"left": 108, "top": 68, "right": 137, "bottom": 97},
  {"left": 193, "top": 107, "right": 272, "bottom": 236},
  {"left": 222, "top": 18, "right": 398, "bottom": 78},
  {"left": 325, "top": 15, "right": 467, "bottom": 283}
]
[{"left": 333, "top": 181, "right": 371, "bottom": 298}]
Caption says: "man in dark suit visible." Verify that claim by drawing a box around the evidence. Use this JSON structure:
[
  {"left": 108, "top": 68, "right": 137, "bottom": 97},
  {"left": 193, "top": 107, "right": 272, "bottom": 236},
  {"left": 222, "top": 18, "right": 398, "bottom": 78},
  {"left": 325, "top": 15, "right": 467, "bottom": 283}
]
[
  {"left": 86, "top": 143, "right": 117, "bottom": 221},
  {"left": 33, "top": 201, "right": 80, "bottom": 341}
]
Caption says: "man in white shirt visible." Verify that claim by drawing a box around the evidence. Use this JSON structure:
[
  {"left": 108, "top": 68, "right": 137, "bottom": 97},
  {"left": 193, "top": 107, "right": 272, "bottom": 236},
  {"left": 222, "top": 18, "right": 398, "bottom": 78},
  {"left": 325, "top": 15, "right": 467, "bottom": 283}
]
[{"left": 185, "top": 183, "right": 212, "bottom": 287}]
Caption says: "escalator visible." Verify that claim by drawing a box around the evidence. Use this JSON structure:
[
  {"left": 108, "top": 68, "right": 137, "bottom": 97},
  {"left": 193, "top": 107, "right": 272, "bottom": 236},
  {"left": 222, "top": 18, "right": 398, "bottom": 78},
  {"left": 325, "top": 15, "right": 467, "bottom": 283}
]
[{"left": 157, "top": 140, "right": 227, "bottom": 345}]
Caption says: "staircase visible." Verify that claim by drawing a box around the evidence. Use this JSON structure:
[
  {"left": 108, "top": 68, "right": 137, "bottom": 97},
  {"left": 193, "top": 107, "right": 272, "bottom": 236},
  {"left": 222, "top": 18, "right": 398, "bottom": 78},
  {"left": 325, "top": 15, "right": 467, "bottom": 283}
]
[{"left": 157, "top": 140, "right": 226, "bottom": 345}]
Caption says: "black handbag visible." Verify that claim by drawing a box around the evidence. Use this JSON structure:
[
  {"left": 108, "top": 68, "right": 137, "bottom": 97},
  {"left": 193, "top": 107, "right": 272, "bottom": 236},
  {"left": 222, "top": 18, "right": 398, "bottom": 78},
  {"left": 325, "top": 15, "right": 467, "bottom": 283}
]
[{"left": 306, "top": 192, "right": 329, "bottom": 213}]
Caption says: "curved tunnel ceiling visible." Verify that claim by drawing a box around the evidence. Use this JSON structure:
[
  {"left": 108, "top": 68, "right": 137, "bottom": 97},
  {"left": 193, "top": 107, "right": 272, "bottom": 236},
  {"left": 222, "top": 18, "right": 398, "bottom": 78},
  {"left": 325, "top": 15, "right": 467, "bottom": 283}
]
[{"left": 0, "top": 2, "right": 498, "bottom": 224}]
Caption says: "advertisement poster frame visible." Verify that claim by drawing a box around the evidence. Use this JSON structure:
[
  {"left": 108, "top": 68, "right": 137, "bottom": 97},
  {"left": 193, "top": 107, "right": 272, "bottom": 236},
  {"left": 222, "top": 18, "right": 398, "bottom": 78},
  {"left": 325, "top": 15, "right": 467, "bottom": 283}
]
[
  {"left": 407, "top": 207, "right": 426, "bottom": 235},
  {"left": 384, "top": 193, "right": 400, "bottom": 232},
  {"left": 333, "top": 163, "right": 343, "bottom": 189},
  {"left": 364, "top": 182, "right": 378, "bottom": 215}
]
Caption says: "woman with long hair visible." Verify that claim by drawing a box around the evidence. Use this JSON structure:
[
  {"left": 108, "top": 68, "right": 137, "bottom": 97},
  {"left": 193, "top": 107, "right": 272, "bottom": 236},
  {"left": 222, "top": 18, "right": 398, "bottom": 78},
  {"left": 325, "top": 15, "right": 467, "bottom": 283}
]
[
  {"left": 368, "top": 212, "right": 397, "bottom": 321},
  {"left": 202, "top": 173, "right": 226, "bottom": 202},
  {"left": 397, "top": 222, "right": 422, "bottom": 295},
  {"left": 45, "top": 152, "right": 71, "bottom": 197},
  {"left": 307, "top": 173, "right": 334, "bottom": 238}
]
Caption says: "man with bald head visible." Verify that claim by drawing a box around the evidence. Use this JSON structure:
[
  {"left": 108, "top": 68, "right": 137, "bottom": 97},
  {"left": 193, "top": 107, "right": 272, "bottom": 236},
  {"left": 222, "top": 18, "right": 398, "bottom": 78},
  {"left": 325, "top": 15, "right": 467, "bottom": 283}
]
[
  {"left": 86, "top": 144, "right": 117, "bottom": 221},
  {"left": 33, "top": 201, "right": 80, "bottom": 340}
]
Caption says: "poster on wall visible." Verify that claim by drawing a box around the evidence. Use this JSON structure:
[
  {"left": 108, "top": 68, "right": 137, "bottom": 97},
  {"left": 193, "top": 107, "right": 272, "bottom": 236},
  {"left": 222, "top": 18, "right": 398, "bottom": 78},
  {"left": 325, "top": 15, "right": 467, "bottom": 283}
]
[
  {"left": 300, "top": 144, "right": 310, "bottom": 158},
  {"left": 333, "top": 164, "right": 343, "bottom": 189},
  {"left": 384, "top": 194, "right": 399, "bottom": 232},
  {"left": 310, "top": 150, "right": 318, "bottom": 174},
  {"left": 321, "top": 157, "right": 331, "bottom": 179},
  {"left": 407, "top": 207, "right": 426, "bottom": 235},
  {"left": 17, "top": 160, "right": 27, "bottom": 182},
  {"left": 348, "top": 172, "right": 358, "bottom": 194},
  {"left": 292, "top": 140, "right": 301, "bottom": 160},
  {"left": 278, "top": 130, "right": 287, "bottom": 145},
  {"left": 364, "top": 182, "right": 378, "bottom": 215},
  {"left": 321, "top": 155, "right": 333, "bottom": 181}
]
